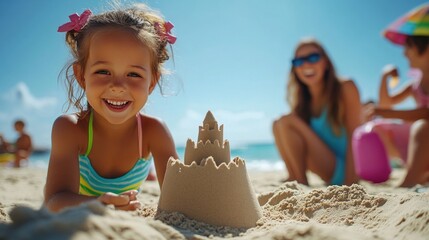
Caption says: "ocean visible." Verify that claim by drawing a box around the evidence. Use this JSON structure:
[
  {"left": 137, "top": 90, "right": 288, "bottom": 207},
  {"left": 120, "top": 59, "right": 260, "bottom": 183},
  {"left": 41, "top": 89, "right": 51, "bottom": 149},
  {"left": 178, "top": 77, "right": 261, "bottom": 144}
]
[{"left": 27, "top": 142, "right": 285, "bottom": 171}]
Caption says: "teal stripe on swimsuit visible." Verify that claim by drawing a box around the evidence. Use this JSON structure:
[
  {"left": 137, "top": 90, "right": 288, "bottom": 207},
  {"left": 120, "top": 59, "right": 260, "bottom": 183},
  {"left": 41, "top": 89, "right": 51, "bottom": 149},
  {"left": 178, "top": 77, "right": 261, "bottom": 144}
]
[{"left": 79, "top": 111, "right": 152, "bottom": 196}]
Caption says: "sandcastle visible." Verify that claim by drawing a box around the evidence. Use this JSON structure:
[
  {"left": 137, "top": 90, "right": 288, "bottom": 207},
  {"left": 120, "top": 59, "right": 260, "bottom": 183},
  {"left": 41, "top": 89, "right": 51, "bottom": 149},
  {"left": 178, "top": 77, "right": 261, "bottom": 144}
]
[{"left": 157, "top": 111, "right": 262, "bottom": 228}]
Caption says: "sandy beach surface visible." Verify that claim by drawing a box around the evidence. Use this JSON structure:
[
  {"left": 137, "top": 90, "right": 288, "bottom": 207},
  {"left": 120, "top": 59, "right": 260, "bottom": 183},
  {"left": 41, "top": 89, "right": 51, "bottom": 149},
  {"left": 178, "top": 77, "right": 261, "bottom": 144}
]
[{"left": 0, "top": 167, "right": 428, "bottom": 239}]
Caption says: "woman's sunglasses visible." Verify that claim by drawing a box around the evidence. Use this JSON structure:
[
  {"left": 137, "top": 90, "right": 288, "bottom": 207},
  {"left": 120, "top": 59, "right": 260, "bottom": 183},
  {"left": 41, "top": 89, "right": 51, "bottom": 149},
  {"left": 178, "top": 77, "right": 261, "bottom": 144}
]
[{"left": 291, "top": 53, "right": 322, "bottom": 67}]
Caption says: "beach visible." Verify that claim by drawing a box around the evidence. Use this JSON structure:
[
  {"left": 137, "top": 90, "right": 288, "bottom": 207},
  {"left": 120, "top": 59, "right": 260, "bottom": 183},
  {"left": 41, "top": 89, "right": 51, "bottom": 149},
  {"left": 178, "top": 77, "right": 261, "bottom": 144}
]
[{"left": 0, "top": 166, "right": 428, "bottom": 239}]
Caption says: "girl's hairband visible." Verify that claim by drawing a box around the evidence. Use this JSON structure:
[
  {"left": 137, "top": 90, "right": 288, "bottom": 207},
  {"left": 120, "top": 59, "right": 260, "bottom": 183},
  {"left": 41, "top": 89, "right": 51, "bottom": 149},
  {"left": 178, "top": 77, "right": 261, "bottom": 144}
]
[
  {"left": 57, "top": 10, "right": 92, "bottom": 32},
  {"left": 57, "top": 9, "right": 176, "bottom": 45}
]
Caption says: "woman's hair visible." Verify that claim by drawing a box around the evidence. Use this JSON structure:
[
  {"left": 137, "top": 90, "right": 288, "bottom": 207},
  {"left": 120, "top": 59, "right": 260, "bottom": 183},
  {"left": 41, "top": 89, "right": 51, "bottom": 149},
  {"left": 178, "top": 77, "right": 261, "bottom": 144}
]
[
  {"left": 405, "top": 35, "right": 429, "bottom": 54},
  {"left": 60, "top": 3, "right": 173, "bottom": 112},
  {"left": 286, "top": 38, "right": 344, "bottom": 135}
]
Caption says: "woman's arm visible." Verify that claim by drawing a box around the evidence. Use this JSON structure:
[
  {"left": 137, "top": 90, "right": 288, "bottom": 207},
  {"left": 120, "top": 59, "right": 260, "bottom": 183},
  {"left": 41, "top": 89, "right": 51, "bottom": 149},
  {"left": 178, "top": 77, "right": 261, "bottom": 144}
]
[{"left": 342, "top": 80, "right": 362, "bottom": 185}]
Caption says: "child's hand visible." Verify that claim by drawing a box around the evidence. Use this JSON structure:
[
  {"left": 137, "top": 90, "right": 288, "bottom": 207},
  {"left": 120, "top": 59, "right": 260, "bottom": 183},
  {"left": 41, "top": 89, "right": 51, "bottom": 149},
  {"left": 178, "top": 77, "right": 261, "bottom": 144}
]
[
  {"left": 362, "top": 102, "right": 377, "bottom": 122},
  {"left": 97, "top": 190, "right": 141, "bottom": 211},
  {"left": 382, "top": 64, "right": 399, "bottom": 79},
  {"left": 382, "top": 64, "right": 400, "bottom": 89}
]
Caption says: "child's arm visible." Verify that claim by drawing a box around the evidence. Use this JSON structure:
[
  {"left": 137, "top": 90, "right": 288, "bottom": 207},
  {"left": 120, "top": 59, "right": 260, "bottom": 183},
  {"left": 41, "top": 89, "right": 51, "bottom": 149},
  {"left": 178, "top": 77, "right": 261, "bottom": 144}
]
[
  {"left": 44, "top": 115, "right": 137, "bottom": 212},
  {"left": 146, "top": 117, "right": 178, "bottom": 188},
  {"left": 44, "top": 115, "right": 95, "bottom": 211},
  {"left": 379, "top": 67, "right": 412, "bottom": 108},
  {"left": 374, "top": 107, "right": 429, "bottom": 122},
  {"left": 342, "top": 80, "right": 362, "bottom": 185}
]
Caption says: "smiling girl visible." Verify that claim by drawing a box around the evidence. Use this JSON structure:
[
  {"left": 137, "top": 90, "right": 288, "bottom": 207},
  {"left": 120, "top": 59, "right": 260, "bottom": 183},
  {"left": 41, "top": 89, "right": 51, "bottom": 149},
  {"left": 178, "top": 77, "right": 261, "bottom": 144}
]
[{"left": 44, "top": 4, "right": 178, "bottom": 212}]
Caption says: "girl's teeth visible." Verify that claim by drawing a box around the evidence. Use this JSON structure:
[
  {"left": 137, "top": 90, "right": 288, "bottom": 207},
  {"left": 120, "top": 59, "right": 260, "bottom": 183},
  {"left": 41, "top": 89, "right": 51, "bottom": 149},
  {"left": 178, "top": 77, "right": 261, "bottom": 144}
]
[{"left": 106, "top": 100, "right": 128, "bottom": 106}]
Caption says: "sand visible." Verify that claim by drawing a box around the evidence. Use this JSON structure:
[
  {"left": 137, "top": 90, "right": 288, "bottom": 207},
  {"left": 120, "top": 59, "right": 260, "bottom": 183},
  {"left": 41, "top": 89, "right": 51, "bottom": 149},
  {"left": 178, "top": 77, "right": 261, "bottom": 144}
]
[{"left": 0, "top": 167, "right": 428, "bottom": 240}]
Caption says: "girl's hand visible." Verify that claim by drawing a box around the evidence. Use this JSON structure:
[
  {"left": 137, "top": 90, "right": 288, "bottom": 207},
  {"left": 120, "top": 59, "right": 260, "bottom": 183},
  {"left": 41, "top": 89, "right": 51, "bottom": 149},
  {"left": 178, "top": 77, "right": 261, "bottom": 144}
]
[
  {"left": 97, "top": 190, "right": 141, "bottom": 211},
  {"left": 362, "top": 103, "right": 377, "bottom": 122},
  {"left": 382, "top": 64, "right": 399, "bottom": 80}
]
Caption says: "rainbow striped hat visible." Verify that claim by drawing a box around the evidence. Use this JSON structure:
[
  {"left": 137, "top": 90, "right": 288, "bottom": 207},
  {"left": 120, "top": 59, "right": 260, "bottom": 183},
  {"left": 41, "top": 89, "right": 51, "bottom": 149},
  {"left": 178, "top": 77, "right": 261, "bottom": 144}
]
[{"left": 383, "top": 3, "right": 429, "bottom": 45}]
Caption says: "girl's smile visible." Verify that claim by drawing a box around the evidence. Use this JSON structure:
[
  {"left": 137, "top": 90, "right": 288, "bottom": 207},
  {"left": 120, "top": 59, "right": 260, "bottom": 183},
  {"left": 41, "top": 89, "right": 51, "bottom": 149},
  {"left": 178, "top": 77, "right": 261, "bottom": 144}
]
[
  {"left": 103, "top": 99, "right": 132, "bottom": 112},
  {"left": 81, "top": 28, "right": 155, "bottom": 124}
]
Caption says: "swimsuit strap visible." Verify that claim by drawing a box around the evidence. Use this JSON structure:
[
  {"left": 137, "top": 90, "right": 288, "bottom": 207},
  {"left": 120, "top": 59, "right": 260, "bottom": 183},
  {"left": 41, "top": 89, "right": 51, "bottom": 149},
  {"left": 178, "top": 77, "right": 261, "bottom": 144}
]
[
  {"left": 84, "top": 111, "right": 142, "bottom": 158},
  {"left": 85, "top": 111, "right": 94, "bottom": 156},
  {"left": 137, "top": 113, "right": 143, "bottom": 158}
]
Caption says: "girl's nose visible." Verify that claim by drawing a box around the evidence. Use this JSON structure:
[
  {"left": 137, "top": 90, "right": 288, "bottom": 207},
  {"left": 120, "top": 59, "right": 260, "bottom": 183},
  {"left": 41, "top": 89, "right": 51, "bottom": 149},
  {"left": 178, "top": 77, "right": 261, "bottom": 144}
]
[{"left": 109, "top": 78, "right": 126, "bottom": 93}]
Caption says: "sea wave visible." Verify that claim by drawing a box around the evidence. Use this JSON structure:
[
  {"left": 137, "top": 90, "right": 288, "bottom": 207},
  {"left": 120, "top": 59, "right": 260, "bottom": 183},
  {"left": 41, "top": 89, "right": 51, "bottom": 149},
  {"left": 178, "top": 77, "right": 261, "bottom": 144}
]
[{"left": 24, "top": 142, "right": 283, "bottom": 171}]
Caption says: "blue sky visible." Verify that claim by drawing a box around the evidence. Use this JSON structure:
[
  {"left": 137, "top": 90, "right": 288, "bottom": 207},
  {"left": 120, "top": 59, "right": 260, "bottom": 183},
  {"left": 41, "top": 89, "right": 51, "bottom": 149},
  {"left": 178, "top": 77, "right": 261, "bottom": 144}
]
[{"left": 0, "top": 0, "right": 425, "bottom": 148}]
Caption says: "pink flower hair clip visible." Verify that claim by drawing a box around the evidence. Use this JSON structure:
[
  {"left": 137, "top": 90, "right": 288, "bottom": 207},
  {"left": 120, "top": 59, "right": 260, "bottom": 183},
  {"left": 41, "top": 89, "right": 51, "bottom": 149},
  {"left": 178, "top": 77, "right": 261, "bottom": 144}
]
[
  {"left": 58, "top": 9, "right": 92, "bottom": 32},
  {"left": 155, "top": 21, "right": 177, "bottom": 44}
]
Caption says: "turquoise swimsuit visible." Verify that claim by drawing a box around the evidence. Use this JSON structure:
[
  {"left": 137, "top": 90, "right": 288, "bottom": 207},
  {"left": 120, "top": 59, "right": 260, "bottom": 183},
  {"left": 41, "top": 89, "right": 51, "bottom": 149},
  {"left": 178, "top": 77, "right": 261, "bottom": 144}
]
[
  {"left": 78, "top": 111, "right": 152, "bottom": 196},
  {"left": 310, "top": 108, "right": 347, "bottom": 185}
]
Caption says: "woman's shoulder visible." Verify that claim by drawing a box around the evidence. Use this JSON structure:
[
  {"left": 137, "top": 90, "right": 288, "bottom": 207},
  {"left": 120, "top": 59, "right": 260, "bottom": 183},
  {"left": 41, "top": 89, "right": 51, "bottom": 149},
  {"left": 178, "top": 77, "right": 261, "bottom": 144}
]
[
  {"left": 338, "top": 78, "right": 361, "bottom": 110},
  {"left": 339, "top": 78, "right": 359, "bottom": 95},
  {"left": 339, "top": 77, "right": 357, "bottom": 88}
]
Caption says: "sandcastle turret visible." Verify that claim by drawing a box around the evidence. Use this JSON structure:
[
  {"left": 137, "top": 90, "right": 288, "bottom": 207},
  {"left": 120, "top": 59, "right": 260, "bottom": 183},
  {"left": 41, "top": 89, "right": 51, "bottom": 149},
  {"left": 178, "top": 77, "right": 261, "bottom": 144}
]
[
  {"left": 184, "top": 111, "right": 230, "bottom": 166},
  {"left": 157, "top": 111, "right": 262, "bottom": 228}
]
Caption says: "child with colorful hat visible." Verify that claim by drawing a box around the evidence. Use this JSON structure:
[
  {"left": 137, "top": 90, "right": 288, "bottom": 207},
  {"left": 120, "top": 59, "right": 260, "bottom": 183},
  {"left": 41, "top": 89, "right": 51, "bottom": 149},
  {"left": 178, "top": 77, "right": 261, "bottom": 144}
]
[{"left": 366, "top": 3, "right": 429, "bottom": 187}]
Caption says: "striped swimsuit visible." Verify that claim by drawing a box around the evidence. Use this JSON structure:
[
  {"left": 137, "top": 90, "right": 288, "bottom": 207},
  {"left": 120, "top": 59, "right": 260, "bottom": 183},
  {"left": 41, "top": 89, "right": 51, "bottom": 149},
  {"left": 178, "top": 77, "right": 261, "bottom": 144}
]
[{"left": 79, "top": 111, "right": 152, "bottom": 196}]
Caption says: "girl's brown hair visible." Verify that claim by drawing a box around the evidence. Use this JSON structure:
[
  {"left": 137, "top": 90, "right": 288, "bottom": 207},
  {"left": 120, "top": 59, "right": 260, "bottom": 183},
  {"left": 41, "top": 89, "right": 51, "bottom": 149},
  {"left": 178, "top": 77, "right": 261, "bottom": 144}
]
[
  {"left": 405, "top": 35, "right": 429, "bottom": 54},
  {"left": 287, "top": 38, "right": 344, "bottom": 135}
]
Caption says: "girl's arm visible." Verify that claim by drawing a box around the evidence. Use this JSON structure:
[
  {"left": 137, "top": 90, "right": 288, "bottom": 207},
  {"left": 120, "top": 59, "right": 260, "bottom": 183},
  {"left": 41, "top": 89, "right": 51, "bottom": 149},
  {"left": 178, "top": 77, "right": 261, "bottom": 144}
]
[
  {"left": 146, "top": 117, "right": 178, "bottom": 188},
  {"left": 378, "top": 67, "right": 412, "bottom": 108},
  {"left": 374, "top": 107, "right": 429, "bottom": 122},
  {"left": 44, "top": 115, "right": 93, "bottom": 212},
  {"left": 342, "top": 80, "right": 362, "bottom": 185},
  {"left": 44, "top": 115, "right": 136, "bottom": 212}
]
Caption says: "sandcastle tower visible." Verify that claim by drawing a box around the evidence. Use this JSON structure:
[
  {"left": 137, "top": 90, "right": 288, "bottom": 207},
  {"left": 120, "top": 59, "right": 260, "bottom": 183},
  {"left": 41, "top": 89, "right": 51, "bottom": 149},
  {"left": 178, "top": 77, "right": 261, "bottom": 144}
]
[
  {"left": 184, "top": 111, "right": 230, "bottom": 166},
  {"left": 157, "top": 111, "right": 262, "bottom": 228}
]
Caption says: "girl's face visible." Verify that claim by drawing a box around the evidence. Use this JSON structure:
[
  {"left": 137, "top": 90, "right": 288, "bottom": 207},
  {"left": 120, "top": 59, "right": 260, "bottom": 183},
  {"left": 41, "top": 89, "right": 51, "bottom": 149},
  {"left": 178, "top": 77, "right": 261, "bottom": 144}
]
[
  {"left": 80, "top": 29, "right": 156, "bottom": 125},
  {"left": 404, "top": 43, "right": 419, "bottom": 69},
  {"left": 293, "top": 45, "right": 327, "bottom": 87},
  {"left": 404, "top": 43, "right": 428, "bottom": 70}
]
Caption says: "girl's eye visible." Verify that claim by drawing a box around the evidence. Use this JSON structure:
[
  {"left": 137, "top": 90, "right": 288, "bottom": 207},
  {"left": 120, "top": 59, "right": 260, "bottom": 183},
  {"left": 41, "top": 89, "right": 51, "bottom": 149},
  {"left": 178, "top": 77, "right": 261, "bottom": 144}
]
[
  {"left": 128, "top": 72, "right": 142, "bottom": 78},
  {"left": 95, "top": 70, "right": 110, "bottom": 75}
]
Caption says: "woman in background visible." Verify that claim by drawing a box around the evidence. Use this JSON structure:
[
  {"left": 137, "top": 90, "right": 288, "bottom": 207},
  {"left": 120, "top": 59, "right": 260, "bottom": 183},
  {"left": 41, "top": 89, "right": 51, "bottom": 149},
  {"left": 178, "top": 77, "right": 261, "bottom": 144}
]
[{"left": 273, "top": 38, "right": 361, "bottom": 186}]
